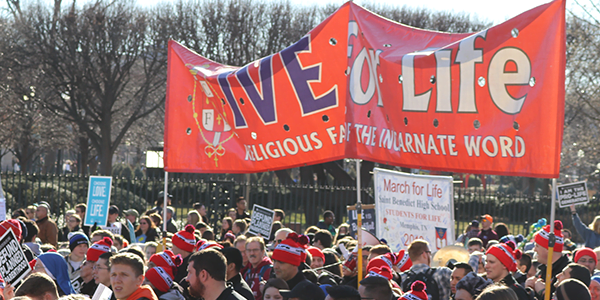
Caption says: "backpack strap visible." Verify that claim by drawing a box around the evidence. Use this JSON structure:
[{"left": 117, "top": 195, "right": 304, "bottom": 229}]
[{"left": 258, "top": 265, "right": 271, "bottom": 282}]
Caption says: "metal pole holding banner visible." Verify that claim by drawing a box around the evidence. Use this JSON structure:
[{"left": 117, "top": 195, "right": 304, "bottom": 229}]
[
  {"left": 162, "top": 171, "right": 169, "bottom": 250},
  {"left": 356, "top": 159, "right": 363, "bottom": 285},
  {"left": 544, "top": 178, "right": 557, "bottom": 300}
]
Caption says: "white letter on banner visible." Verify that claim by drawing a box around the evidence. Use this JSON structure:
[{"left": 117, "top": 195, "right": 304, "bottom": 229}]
[
  {"left": 488, "top": 48, "right": 531, "bottom": 114},
  {"left": 435, "top": 50, "right": 452, "bottom": 112},
  {"left": 347, "top": 21, "right": 383, "bottom": 106},
  {"left": 402, "top": 53, "right": 432, "bottom": 111},
  {"left": 455, "top": 31, "right": 487, "bottom": 113}
]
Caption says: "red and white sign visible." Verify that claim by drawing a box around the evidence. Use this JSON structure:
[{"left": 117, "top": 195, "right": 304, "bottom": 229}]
[{"left": 165, "top": 0, "right": 565, "bottom": 177}]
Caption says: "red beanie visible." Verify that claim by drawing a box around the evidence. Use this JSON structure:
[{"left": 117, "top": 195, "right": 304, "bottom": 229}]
[
  {"left": 272, "top": 232, "right": 308, "bottom": 267},
  {"left": 146, "top": 267, "right": 173, "bottom": 293},
  {"left": 195, "top": 240, "right": 224, "bottom": 251},
  {"left": 534, "top": 220, "right": 564, "bottom": 252},
  {"left": 298, "top": 235, "right": 309, "bottom": 262},
  {"left": 307, "top": 247, "right": 325, "bottom": 262},
  {"left": 0, "top": 220, "right": 22, "bottom": 242},
  {"left": 394, "top": 249, "right": 413, "bottom": 272},
  {"left": 401, "top": 281, "right": 428, "bottom": 300},
  {"left": 486, "top": 241, "right": 522, "bottom": 272},
  {"left": 172, "top": 225, "right": 196, "bottom": 253},
  {"left": 366, "top": 265, "right": 393, "bottom": 280},
  {"left": 367, "top": 256, "right": 393, "bottom": 272},
  {"left": 150, "top": 250, "right": 182, "bottom": 276},
  {"left": 87, "top": 237, "right": 113, "bottom": 262},
  {"left": 575, "top": 248, "right": 598, "bottom": 265}
]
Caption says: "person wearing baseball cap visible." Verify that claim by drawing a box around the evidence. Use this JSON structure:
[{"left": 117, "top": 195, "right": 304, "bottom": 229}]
[
  {"left": 124, "top": 209, "right": 139, "bottom": 228},
  {"left": 280, "top": 280, "right": 325, "bottom": 300},
  {"left": 477, "top": 214, "right": 498, "bottom": 248},
  {"left": 526, "top": 220, "right": 571, "bottom": 298},
  {"left": 485, "top": 241, "right": 530, "bottom": 300},
  {"left": 271, "top": 232, "right": 310, "bottom": 289}
]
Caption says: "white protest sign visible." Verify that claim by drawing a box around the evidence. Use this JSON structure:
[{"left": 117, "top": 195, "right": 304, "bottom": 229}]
[
  {"left": 0, "top": 228, "right": 31, "bottom": 285},
  {"left": 91, "top": 283, "right": 113, "bottom": 300},
  {"left": 557, "top": 181, "right": 589, "bottom": 208},
  {"left": 374, "top": 168, "right": 454, "bottom": 252},
  {"left": 248, "top": 204, "right": 275, "bottom": 237}
]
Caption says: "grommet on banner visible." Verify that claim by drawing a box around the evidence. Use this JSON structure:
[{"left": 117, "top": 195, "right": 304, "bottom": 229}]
[
  {"left": 511, "top": 28, "right": 519, "bottom": 38},
  {"left": 329, "top": 38, "right": 337, "bottom": 45},
  {"left": 398, "top": 75, "right": 403, "bottom": 83},
  {"left": 529, "top": 77, "right": 536, "bottom": 87},
  {"left": 433, "top": 119, "right": 439, "bottom": 128},
  {"left": 513, "top": 122, "right": 520, "bottom": 131},
  {"left": 404, "top": 117, "right": 408, "bottom": 126},
  {"left": 473, "top": 120, "right": 481, "bottom": 129},
  {"left": 478, "top": 77, "right": 486, "bottom": 87},
  {"left": 186, "top": 128, "right": 191, "bottom": 135},
  {"left": 187, "top": 95, "right": 192, "bottom": 102}
]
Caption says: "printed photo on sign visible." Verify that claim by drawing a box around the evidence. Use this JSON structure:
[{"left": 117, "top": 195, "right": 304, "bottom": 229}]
[{"left": 374, "top": 168, "right": 455, "bottom": 252}]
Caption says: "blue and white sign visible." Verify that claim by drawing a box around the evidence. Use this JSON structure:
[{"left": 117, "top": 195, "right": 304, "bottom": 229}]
[{"left": 84, "top": 176, "right": 112, "bottom": 227}]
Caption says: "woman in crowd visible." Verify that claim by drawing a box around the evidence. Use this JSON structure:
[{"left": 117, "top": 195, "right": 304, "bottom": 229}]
[
  {"left": 59, "top": 213, "right": 83, "bottom": 242},
  {"left": 34, "top": 252, "right": 77, "bottom": 295},
  {"left": 135, "top": 215, "right": 159, "bottom": 243},
  {"left": 262, "top": 278, "right": 289, "bottom": 300},
  {"left": 571, "top": 205, "right": 600, "bottom": 248},
  {"left": 220, "top": 217, "right": 233, "bottom": 241},
  {"left": 149, "top": 213, "right": 163, "bottom": 230},
  {"left": 575, "top": 248, "right": 598, "bottom": 275},
  {"left": 186, "top": 211, "right": 200, "bottom": 227}
]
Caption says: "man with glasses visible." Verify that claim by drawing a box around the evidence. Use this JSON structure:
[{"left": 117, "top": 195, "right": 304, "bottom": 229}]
[
  {"left": 93, "top": 252, "right": 115, "bottom": 289},
  {"left": 400, "top": 240, "right": 452, "bottom": 300},
  {"left": 271, "top": 228, "right": 293, "bottom": 250},
  {"left": 243, "top": 237, "right": 273, "bottom": 300}
]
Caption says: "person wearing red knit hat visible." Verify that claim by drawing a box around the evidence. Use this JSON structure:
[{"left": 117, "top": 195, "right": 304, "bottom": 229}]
[
  {"left": 400, "top": 281, "right": 429, "bottom": 300},
  {"left": 485, "top": 241, "right": 530, "bottom": 300},
  {"left": 575, "top": 248, "right": 598, "bottom": 274},
  {"left": 172, "top": 225, "right": 196, "bottom": 283},
  {"left": 307, "top": 247, "right": 325, "bottom": 270},
  {"left": 526, "top": 220, "right": 571, "bottom": 300},
  {"left": 149, "top": 250, "right": 183, "bottom": 279},
  {"left": 366, "top": 265, "right": 394, "bottom": 281},
  {"left": 271, "top": 232, "right": 309, "bottom": 290},
  {"left": 145, "top": 266, "right": 186, "bottom": 300},
  {"left": 87, "top": 237, "right": 113, "bottom": 262}
]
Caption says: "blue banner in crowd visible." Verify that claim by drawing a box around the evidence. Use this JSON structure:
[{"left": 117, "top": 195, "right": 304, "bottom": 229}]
[{"left": 84, "top": 176, "right": 113, "bottom": 227}]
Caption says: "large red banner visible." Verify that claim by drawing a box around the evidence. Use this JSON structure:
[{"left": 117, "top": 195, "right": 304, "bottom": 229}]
[{"left": 165, "top": 0, "right": 565, "bottom": 177}]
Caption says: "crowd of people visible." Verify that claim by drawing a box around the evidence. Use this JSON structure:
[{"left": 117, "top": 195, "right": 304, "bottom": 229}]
[{"left": 1, "top": 196, "right": 600, "bottom": 300}]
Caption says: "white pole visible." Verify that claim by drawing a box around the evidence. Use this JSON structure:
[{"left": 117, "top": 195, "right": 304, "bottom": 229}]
[
  {"left": 163, "top": 171, "right": 169, "bottom": 233},
  {"left": 543, "top": 178, "right": 557, "bottom": 300}
]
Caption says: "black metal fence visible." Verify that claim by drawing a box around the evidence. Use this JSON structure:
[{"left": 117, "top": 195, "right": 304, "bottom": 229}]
[{"left": 1, "top": 172, "right": 596, "bottom": 243}]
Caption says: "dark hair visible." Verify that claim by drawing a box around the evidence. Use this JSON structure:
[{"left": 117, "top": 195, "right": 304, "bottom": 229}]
[
  {"left": 359, "top": 276, "right": 392, "bottom": 300},
  {"left": 270, "top": 221, "right": 283, "bottom": 241},
  {"left": 195, "top": 222, "right": 208, "bottom": 230},
  {"left": 22, "top": 218, "right": 39, "bottom": 242},
  {"left": 219, "top": 247, "right": 243, "bottom": 273},
  {"left": 75, "top": 203, "right": 87, "bottom": 212},
  {"left": 408, "top": 240, "right": 429, "bottom": 261},
  {"left": 91, "top": 229, "right": 115, "bottom": 241},
  {"left": 326, "top": 285, "right": 361, "bottom": 300},
  {"left": 110, "top": 253, "right": 145, "bottom": 277},
  {"left": 202, "top": 229, "right": 215, "bottom": 241},
  {"left": 15, "top": 273, "right": 58, "bottom": 298},
  {"left": 468, "top": 238, "right": 484, "bottom": 248},
  {"left": 494, "top": 223, "right": 509, "bottom": 239},
  {"left": 475, "top": 285, "right": 517, "bottom": 300},
  {"left": 305, "top": 226, "right": 320, "bottom": 235},
  {"left": 453, "top": 262, "right": 474, "bottom": 273},
  {"left": 370, "top": 244, "right": 391, "bottom": 256},
  {"left": 12, "top": 209, "right": 26, "bottom": 219},
  {"left": 556, "top": 279, "right": 591, "bottom": 300},
  {"left": 566, "top": 263, "right": 591, "bottom": 286},
  {"left": 189, "top": 249, "right": 227, "bottom": 281},
  {"left": 314, "top": 230, "right": 333, "bottom": 248},
  {"left": 98, "top": 252, "right": 115, "bottom": 266},
  {"left": 233, "top": 219, "right": 247, "bottom": 233},
  {"left": 126, "top": 247, "right": 147, "bottom": 265},
  {"left": 519, "top": 252, "right": 532, "bottom": 273},
  {"left": 220, "top": 217, "right": 233, "bottom": 238},
  {"left": 149, "top": 213, "right": 162, "bottom": 227},
  {"left": 323, "top": 249, "right": 342, "bottom": 277},
  {"left": 323, "top": 210, "right": 334, "bottom": 219},
  {"left": 263, "top": 278, "right": 288, "bottom": 293},
  {"left": 193, "top": 203, "right": 204, "bottom": 210},
  {"left": 274, "top": 209, "right": 285, "bottom": 221},
  {"left": 236, "top": 197, "right": 245, "bottom": 204},
  {"left": 136, "top": 215, "right": 156, "bottom": 235}
]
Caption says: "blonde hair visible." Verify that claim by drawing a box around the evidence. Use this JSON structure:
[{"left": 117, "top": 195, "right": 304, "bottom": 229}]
[{"left": 589, "top": 216, "right": 600, "bottom": 234}]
